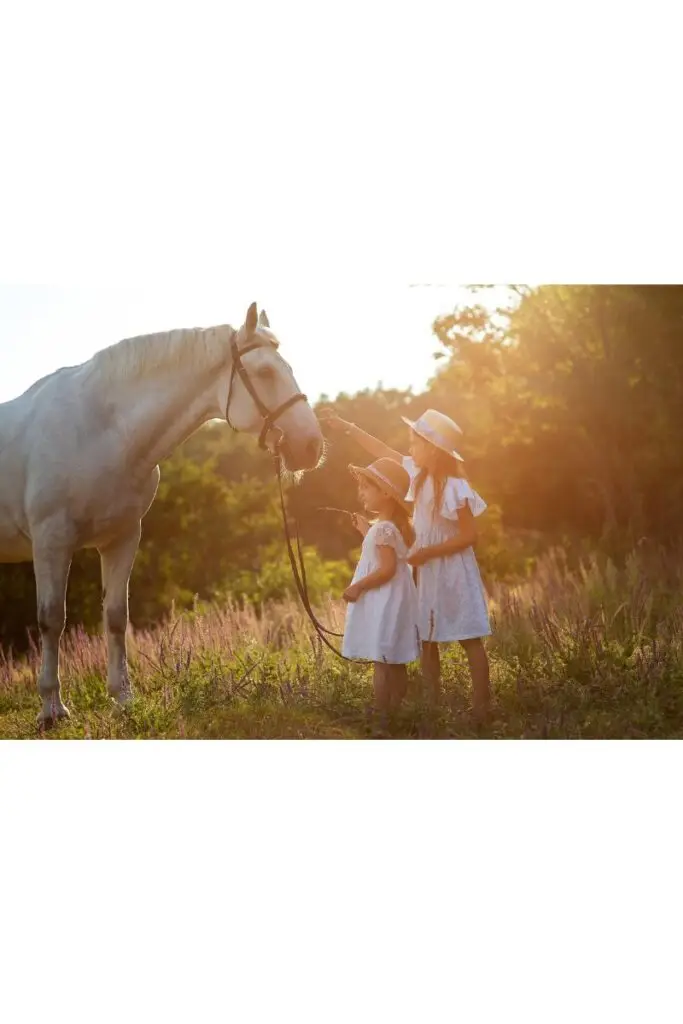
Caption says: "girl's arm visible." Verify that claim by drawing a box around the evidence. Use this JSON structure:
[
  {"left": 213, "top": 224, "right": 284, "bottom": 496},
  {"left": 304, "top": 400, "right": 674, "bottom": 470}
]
[
  {"left": 319, "top": 412, "right": 405, "bottom": 463},
  {"left": 343, "top": 546, "right": 397, "bottom": 602},
  {"left": 407, "top": 506, "right": 478, "bottom": 565}
]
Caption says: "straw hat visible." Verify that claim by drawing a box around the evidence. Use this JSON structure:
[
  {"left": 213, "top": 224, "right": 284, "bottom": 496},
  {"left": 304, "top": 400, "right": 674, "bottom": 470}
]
[
  {"left": 348, "top": 458, "right": 412, "bottom": 512},
  {"left": 400, "top": 409, "right": 464, "bottom": 461}
]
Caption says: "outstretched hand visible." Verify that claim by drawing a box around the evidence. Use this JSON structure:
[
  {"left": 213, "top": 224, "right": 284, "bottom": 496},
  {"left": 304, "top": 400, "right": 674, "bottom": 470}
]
[{"left": 318, "top": 410, "right": 351, "bottom": 434}]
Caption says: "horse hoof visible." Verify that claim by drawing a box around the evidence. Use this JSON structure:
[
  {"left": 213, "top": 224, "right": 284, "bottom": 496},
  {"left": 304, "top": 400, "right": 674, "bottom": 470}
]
[
  {"left": 110, "top": 689, "right": 133, "bottom": 708},
  {"left": 37, "top": 704, "right": 71, "bottom": 730}
]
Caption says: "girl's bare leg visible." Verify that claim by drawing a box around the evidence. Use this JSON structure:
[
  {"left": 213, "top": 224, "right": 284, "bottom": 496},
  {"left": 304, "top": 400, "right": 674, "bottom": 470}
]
[
  {"left": 421, "top": 641, "right": 441, "bottom": 705},
  {"left": 460, "top": 638, "right": 491, "bottom": 719},
  {"left": 373, "top": 663, "right": 392, "bottom": 713},
  {"left": 389, "top": 665, "right": 409, "bottom": 711}
]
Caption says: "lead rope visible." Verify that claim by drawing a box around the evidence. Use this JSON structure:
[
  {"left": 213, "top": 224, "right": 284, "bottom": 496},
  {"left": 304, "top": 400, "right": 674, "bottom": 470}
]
[{"left": 274, "top": 456, "right": 371, "bottom": 664}]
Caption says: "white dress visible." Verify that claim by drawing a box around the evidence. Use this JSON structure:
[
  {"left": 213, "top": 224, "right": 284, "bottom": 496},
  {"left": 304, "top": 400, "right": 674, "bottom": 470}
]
[
  {"left": 403, "top": 457, "right": 491, "bottom": 643},
  {"left": 342, "top": 520, "right": 420, "bottom": 664}
]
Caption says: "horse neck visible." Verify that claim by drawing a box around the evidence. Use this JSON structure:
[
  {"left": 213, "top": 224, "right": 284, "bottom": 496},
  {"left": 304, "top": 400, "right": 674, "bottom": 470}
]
[{"left": 106, "top": 331, "right": 232, "bottom": 474}]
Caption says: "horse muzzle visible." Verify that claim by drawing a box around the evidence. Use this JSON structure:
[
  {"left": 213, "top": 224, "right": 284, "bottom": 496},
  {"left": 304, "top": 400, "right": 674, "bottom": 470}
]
[{"left": 275, "top": 430, "right": 323, "bottom": 471}]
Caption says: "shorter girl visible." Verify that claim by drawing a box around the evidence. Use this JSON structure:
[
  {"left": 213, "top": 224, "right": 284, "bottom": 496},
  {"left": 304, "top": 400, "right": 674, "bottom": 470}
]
[{"left": 342, "top": 458, "right": 420, "bottom": 713}]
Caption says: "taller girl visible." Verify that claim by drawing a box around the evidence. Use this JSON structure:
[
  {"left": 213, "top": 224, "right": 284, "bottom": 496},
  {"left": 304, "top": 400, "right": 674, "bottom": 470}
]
[{"left": 322, "top": 408, "right": 491, "bottom": 717}]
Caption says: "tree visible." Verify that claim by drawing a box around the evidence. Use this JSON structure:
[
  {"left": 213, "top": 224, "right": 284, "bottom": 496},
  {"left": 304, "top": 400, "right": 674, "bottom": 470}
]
[{"left": 429, "top": 284, "right": 683, "bottom": 546}]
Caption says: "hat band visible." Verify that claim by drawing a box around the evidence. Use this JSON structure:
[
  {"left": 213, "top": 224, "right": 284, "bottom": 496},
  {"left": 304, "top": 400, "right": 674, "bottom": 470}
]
[
  {"left": 415, "top": 420, "right": 455, "bottom": 452},
  {"left": 367, "top": 467, "right": 406, "bottom": 500}
]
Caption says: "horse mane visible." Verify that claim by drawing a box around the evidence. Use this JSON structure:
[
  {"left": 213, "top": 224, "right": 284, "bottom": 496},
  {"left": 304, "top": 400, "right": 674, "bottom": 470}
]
[
  {"left": 89, "top": 324, "right": 236, "bottom": 384},
  {"left": 22, "top": 367, "right": 74, "bottom": 396}
]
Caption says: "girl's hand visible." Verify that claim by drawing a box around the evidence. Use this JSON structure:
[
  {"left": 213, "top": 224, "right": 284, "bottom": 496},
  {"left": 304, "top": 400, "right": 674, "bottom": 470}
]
[
  {"left": 343, "top": 583, "right": 364, "bottom": 603},
  {"left": 318, "top": 410, "right": 352, "bottom": 435},
  {"left": 407, "top": 547, "right": 431, "bottom": 567},
  {"left": 350, "top": 513, "right": 370, "bottom": 537}
]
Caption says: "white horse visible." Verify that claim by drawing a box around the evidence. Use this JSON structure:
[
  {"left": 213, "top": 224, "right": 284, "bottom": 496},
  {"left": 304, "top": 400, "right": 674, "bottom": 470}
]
[{"left": 0, "top": 302, "right": 323, "bottom": 726}]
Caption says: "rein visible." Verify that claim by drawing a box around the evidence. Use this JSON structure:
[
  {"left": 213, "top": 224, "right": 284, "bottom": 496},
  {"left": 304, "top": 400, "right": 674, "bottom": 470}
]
[
  {"left": 224, "top": 328, "right": 365, "bottom": 664},
  {"left": 273, "top": 456, "right": 370, "bottom": 664}
]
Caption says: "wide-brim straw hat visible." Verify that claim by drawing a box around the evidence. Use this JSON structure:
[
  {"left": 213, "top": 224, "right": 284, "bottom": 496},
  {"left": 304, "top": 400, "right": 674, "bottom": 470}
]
[
  {"left": 348, "top": 457, "right": 412, "bottom": 512},
  {"left": 400, "top": 408, "right": 465, "bottom": 461}
]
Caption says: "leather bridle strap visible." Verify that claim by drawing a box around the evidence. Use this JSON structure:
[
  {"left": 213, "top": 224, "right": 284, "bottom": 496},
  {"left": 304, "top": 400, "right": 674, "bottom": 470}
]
[{"left": 226, "top": 332, "right": 308, "bottom": 449}]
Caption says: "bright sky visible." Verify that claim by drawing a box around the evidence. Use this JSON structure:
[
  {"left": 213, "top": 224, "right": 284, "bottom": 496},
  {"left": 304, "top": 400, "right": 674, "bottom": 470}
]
[
  {"left": 0, "top": 1, "right": 519, "bottom": 405},
  {"left": 0, "top": 283, "right": 511, "bottom": 405},
  {"left": 2, "top": 2, "right": 676, "bottom": 406}
]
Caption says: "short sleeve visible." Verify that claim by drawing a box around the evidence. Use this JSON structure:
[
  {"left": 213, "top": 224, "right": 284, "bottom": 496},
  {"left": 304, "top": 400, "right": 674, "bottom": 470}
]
[
  {"left": 402, "top": 456, "right": 419, "bottom": 500},
  {"left": 372, "top": 521, "right": 402, "bottom": 550},
  {"left": 441, "top": 478, "right": 488, "bottom": 520}
]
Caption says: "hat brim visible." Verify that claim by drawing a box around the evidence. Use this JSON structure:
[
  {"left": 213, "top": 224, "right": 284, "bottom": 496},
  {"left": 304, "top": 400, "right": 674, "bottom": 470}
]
[
  {"left": 401, "top": 417, "right": 465, "bottom": 462},
  {"left": 349, "top": 464, "right": 412, "bottom": 513}
]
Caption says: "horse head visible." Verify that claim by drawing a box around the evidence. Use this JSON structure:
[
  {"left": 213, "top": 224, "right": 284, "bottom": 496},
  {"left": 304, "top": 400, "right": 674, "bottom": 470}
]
[{"left": 224, "top": 302, "right": 324, "bottom": 472}]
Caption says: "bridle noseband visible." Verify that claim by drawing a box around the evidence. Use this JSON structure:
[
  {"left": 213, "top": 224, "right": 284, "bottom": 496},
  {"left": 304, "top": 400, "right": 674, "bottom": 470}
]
[{"left": 225, "top": 330, "right": 308, "bottom": 450}]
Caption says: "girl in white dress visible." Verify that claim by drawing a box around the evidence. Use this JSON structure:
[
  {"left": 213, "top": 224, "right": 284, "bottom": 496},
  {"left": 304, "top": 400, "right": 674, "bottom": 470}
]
[
  {"left": 323, "top": 409, "right": 491, "bottom": 717},
  {"left": 341, "top": 458, "right": 420, "bottom": 712}
]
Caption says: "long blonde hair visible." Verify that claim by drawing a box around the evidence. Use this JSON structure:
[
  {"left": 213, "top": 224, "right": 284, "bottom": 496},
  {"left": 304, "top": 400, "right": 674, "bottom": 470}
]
[
  {"left": 414, "top": 448, "right": 465, "bottom": 521},
  {"left": 388, "top": 499, "right": 416, "bottom": 548}
]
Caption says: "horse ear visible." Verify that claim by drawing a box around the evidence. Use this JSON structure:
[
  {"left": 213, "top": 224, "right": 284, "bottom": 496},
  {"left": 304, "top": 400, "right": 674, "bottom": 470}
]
[
  {"left": 246, "top": 302, "right": 258, "bottom": 333},
  {"left": 258, "top": 309, "right": 270, "bottom": 328}
]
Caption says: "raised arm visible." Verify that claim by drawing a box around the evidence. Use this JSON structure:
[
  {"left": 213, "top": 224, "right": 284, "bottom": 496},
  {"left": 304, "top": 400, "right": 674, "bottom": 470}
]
[{"left": 319, "top": 412, "right": 405, "bottom": 463}]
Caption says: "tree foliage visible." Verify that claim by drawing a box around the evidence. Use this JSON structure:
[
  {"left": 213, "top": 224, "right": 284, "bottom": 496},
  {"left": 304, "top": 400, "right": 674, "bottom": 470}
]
[
  {"left": 427, "top": 285, "right": 683, "bottom": 544},
  {"left": 1, "top": 285, "right": 681, "bottom": 652}
]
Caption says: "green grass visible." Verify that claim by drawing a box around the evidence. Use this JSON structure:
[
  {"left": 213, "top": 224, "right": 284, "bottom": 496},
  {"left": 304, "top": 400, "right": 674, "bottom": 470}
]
[{"left": 2, "top": 547, "right": 683, "bottom": 739}]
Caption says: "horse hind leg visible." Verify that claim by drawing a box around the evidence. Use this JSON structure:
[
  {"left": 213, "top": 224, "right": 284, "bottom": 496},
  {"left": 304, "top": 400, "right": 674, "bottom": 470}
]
[
  {"left": 99, "top": 524, "right": 141, "bottom": 705},
  {"left": 33, "top": 540, "right": 73, "bottom": 728}
]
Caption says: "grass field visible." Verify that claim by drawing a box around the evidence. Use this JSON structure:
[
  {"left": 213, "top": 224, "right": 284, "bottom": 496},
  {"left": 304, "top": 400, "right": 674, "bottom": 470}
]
[{"left": 1, "top": 547, "right": 682, "bottom": 739}]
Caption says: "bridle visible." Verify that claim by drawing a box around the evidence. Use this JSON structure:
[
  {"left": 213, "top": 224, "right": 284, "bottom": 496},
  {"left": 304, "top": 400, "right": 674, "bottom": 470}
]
[
  {"left": 225, "top": 329, "right": 308, "bottom": 450},
  {"left": 225, "top": 327, "right": 366, "bottom": 663}
]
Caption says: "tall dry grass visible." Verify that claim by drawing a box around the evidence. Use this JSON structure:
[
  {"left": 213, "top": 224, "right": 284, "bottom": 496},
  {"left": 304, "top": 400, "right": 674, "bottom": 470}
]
[{"left": 1, "top": 548, "right": 682, "bottom": 739}]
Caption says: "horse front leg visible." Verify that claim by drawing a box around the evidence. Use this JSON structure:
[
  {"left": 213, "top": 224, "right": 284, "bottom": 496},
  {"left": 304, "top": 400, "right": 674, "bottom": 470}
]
[
  {"left": 99, "top": 524, "right": 141, "bottom": 704},
  {"left": 33, "top": 540, "right": 73, "bottom": 728}
]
